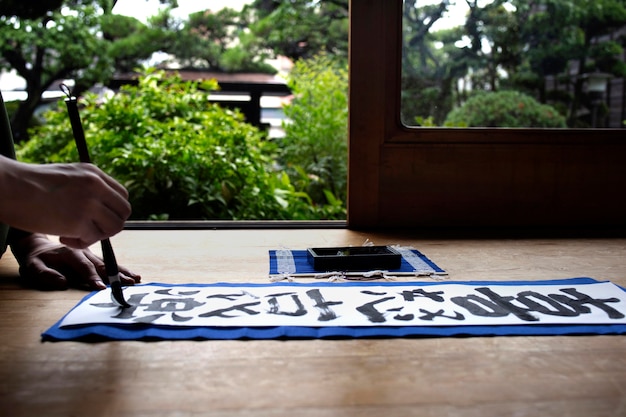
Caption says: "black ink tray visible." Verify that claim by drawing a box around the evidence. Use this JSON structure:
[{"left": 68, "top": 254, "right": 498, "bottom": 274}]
[{"left": 306, "top": 246, "right": 402, "bottom": 271}]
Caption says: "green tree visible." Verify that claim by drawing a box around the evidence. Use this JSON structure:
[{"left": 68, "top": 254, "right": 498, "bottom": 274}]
[
  {"left": 401, "top": 0, "right": 626, "bottom": 128},
  {"left": 22, "top": 70, "right": 272, "bottom": 219},
  {"left": 0, "top": 0, "right": 176, "bottom": 142},
  {"left": 494, "top": 0, "right": 626, "bottom": 126},
  {"left": 401, "top": 0, "right": 455, "bottom": 125},
  {"left": 246, "top": 0, "right": 349, "bottom": 62},
  {"left": 161, "top": 7, "right": 276, "bottom": 73},
  {"left": 19, "top": 70, "right": 343, "bottom": 220},
  {"left": 102, "top": 11, "right": 173, "bottom": 74},
  {"left": 403, "top": 0, "right": 526, "bottom": 125},
  {"left": 0, "top": 1, "right": 110, "bottom": 142},
  {"left": 279, "top": 54, "right": 348, "bottom": 214},
  {"left": 444, "top": 90, "right": 567, "bottom": 128}
]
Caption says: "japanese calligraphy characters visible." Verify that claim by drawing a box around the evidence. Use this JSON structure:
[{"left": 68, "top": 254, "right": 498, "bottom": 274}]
[{"left": 59, "top": 282, "right": 626, "bottom": 329}]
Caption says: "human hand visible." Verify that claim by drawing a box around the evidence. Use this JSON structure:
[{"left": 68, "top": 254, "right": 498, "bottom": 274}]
[
  {"left": 0, "top": 156, "right": 131, "bottom": 248},
  {"left": 10, "top": 233, "right": 141, "bottom": 291}
]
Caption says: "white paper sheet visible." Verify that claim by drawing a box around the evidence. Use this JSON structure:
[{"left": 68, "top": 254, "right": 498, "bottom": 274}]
[{"left": 59, "top": 282, "right": 626, "bottom": 328}]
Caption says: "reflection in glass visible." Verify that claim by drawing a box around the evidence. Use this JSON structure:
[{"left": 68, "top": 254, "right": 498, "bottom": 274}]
[{"left": 401, "top": 0, "right": 626, "bottom": 128}]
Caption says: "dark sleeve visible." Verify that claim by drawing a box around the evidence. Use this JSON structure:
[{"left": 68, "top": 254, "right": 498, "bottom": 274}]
[
  {"left": 0, "top": 91, "right": 13, "bottom": 256},
  {"left": 0, "top": 91, "right": 31, "bottom": 257},
  {"left": 0, "top": 225, "right": 6, "bottom": 258},
  {"left": 0, "top": 90, "right": 16, "bottom": 158}
]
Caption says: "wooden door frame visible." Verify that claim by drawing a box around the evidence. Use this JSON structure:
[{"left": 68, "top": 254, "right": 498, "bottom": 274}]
[{"left": 347, "top": 0, "right": 626, "bottom": 231}]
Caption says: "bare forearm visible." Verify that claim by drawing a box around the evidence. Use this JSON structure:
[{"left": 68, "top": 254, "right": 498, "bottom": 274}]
[{"left": 0, "top": 154, "right": 131, "bottom": 248}]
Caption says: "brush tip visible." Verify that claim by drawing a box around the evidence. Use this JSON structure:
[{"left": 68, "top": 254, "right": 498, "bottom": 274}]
[{"left": 110, "top": 281, "right": 131, "bottom": 308}]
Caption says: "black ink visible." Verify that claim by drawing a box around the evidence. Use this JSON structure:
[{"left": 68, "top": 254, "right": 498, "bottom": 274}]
[
  {"left": 91, "top": 303, "right": 118, "bottom": 308},
  {"left": 266, "top": 292, "right": 307, "bottom": 317},
  {"left": 306, "top": 289, "right": 342, "bottom": 322},
  {"left": 396, "top": 288, "right": 459, "bottom": 322},
  {"left": 86, "top": 283, "right": 626, "bottom": 327},
  {"left": 516, "top": 291, "right": 578, "bottom": 316},
  {"left": 155, "top": 289, "right": 200, "bottom": 296},
  {"left": 142, "top": 291, "right": 206, "bottom": 322},
  {"left": 400, "top": 289, "right": 445, "bottom": 302},
  {"left": 452, "top": 286, "right": 626, "bottom": 322},
  {"left": 133, "top": 313, "right": 166, "bottom": 323},
  {"left": 94, "top": 291, "right": 207, "bottom": 323},
  {"left": 451, "top": 294, "right": 517, "bottom": 319},
  {"left": 111, "top": 293, "right": 151, "bottom": 319},
  {"left": 418, "top": 309, "right": 465, "bottom": 321},
  {"left": 474, "top": 287, "right": 538, "bottom": 321},
  {"left": 172, "top": 313, "right": 193, "bottom": 322},
  {"left": 361, "top": 290, "right": 388, "bottom": 296},
  {"left": 392, "top": 307, "right": 414, "bottom": 321},
  {"left": 356, "top": 295, "right": 396, "bottom": 323},
  {"left": 207, "top": 291, "right": 259, "bottom": 301},
  {"left": 145, "top": 298, "right": 205, "bottom": 313},
  {"left": 199, "top": 301, "right": 262, "bottom": 318},
  {"left": 550, "top": 288, "right": 625, "bottom": 319}
]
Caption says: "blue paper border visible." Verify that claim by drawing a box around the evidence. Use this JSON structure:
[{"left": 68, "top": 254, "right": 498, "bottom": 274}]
[{"left": 41, "top": 277, "right": 626, "bottom": 342}]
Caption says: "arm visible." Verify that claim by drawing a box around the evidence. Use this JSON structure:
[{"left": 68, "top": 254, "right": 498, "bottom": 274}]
[{"left": 0, "top": 155, "right": 131, "bottom": 248}]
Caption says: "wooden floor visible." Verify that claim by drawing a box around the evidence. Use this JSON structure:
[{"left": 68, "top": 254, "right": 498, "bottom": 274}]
[{"left": 1, "top": 228, "right": 626, "bottom": 417}]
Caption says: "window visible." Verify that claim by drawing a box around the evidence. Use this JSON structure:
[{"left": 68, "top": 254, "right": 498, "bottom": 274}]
[
  {"left": 400, "top": 0, "right": 626, "bottom": 129},
  {"left": 347, "top": 0, "right": 626, "bottom": 230}
]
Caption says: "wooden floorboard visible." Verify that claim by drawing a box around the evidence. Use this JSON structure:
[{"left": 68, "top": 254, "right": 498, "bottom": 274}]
[{"left": 1, "top": 229, "right": 625, "bottom": 416}]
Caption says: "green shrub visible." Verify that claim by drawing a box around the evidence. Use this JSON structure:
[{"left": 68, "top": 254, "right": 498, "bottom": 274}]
[
  {"left": 444, "top": 90, "right": 567, "bottom": 128},
  {"left": 279, "top": 54, "right": 348, "bottom": 216},
  {"left": 19, "top": 69, "right": 331, "bottom": 220}
]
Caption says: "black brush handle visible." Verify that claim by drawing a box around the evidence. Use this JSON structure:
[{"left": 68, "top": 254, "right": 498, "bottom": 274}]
[
  {"left": 63, "top": 95, "right": 92, "bottom": 163},
  {"left": 101, "top": 238, "right": 119, "bottom": 278},
  {"left": 61, "top": 85, "right": 130, "bottom": 308}
]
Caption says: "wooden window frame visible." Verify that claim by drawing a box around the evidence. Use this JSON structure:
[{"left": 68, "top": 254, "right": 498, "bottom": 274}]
[{"left": 347, "top": 0, "right": 626, "bottom": 231}]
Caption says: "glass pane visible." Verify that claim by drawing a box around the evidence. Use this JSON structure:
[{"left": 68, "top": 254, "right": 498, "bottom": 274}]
[{"left": 401, "top": 0, "right": 626, "bottom": 128}]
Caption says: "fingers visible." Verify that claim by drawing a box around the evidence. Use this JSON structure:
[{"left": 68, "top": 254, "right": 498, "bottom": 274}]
[
  {"left": 56, "top": 169, "right": 131, "bottom": 248},
  {"left": 92, "top": 165, "right": 129, "bottom": 200},
  {"left": 83, "top": 250, "right": 141, "bottom": 287},
  {"left": 95, "top": 198, "right": 132, "bottom": 238},
  {"left": 78, "top": 166, "right": 132, "bottom": 241},
  {"left": 15, "top": 236, "right": 140, "bottom": 292},
  {"left": 83, "top": 164, "right": 132, "bottom": 221},
  {"left": 60, "top": 217, "right": 124, "bottom": 250},
  {"left": 42, "top": 248, "right": 107, "bottom": 291},
  {"left": 119, "top": 268, "right": 142, "bottom": 285},
  {"left": 80, "top": 163, "right": 129, "bottom": 201},
  {"left": 2, "top": 161, "right": 132, "bottom": 246},
  {"left": 19, "top": 259, "right": 69, "bottom": 291},
  {"left": 69, "top": 259, "right": 108, "bottom": 291}
]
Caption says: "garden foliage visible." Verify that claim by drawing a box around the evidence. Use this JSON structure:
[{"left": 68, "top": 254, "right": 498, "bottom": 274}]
[
  {"left": 279, "top": 54, "right": 348, "bottom": 210},
  {"left": 19, "top": 70, "right": 345, "bottom": 220},
  {"left": 444, "top": 90, "right": 567, "bottom": 128}
]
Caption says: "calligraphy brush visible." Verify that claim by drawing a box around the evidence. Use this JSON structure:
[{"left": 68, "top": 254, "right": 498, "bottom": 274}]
[{"left": 60, "top": 84, "right": 131, "bottom": 308}]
